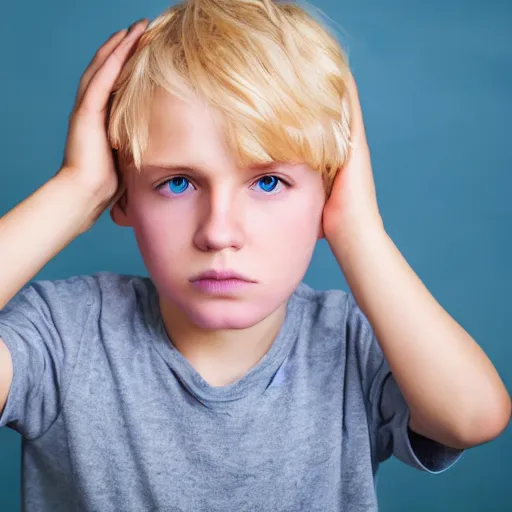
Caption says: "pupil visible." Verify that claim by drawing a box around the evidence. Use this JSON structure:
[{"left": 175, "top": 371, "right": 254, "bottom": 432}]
[
  {"left": 262, "top": 176, "right": 276, "bottom": 190},
  {"left": 170, "top": 177, "right": 186, "bottom": 192}
]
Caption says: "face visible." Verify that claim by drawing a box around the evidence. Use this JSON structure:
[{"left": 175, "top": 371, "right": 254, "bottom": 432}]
[{"left": 112, "top": 87, "right": 326, "bottom": 331}]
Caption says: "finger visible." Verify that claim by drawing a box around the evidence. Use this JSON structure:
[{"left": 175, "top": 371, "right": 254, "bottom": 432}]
[
  {"left": 78, "top": 22, "right": 148, "bottom": 116},
  {"left": 74, "top": 29, "right": 128, "bottom": 109},
  {"left": 74, "top": 19, "right": 148, "bottom": 109},
  {"left": 345, "top": 72, "right": 367, "bottom": 145}
]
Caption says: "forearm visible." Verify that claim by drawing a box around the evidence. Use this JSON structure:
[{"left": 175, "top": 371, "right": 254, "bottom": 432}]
[
  {"left": 0, "top": 170, "right": 108, "bottom": 310},
  {"left": 330, "top": 224, "right": 511, "bottom": 448}
]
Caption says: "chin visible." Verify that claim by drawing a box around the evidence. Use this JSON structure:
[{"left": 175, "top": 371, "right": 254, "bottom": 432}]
[
  {"left": 183, "top": 300, "right": 270, "bottom": 331},
  {"left": 153, "top": 274, "right": 295, "bottom": 332}
]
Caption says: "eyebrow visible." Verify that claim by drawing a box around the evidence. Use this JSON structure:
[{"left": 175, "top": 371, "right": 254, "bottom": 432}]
[
  {"left": 140, "top": 164, "right": 203, "bottom": 175},
  {"left": 139, "top": 161, "right": 280, "bottom": 176}
]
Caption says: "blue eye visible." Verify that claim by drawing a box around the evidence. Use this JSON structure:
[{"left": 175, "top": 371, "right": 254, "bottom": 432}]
[
  {"left": 257, "top": 176, "right": 280, "bottom": 193},
  {"left": 166, "top": 177, "right": 190, "bottom": 194}
]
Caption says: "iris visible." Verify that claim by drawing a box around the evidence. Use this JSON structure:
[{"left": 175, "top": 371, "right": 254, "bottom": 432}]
[
  {"left": 158, "top": 175, "right": 284, "bottom": 196},
  {"left": 257, "top": 176, "right": 278, "bottom": 193},
  {"left": 167, "top": 177, "right": 189, "bottom": 194}
]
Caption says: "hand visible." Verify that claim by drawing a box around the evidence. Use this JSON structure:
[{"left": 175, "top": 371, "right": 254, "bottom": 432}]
[
  {"left": 322, "top": 72, "right": 384, "bottom": 247},
  {"left": 59, "top": 19, "right": 148, "bottom": 230}
]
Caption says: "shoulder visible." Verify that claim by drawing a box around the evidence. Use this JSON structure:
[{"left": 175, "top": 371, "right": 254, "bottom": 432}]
[
  {"left": 293, "top": 282, "right": 352, "bottom": 322},
  {"left": 30, "top": 271, "right": 152, "bottom": 298},
  {"left": 1, "top": 272, "right": 153, "bottom": 319},
  {"left": 88, "top": 272, "right": 154, "bottom": 299},
  {"left": 0, "top": 274, "right": 96, "bottom": 322},
  {"left": 292, "top": 282, "right": 375, "bottom": 354}
]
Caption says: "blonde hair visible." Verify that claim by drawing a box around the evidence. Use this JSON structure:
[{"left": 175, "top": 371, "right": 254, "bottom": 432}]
[{"left": 108, "top": 0, "right": 352, "bottom": 194}]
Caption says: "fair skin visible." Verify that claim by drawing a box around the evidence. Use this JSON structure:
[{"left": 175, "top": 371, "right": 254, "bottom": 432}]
[
  {"left": 113, "top": 53, "right": 511, "bottom": 449},
  {"left": 0, "top": 21, "right": 510, "bottom": 451},
  {"left": 111, "top": 87, "right": 325, "bottom": 385},
  {"left": 322, "top": 74, "right": 511, "bottom": 448},
  {"left": 0, "top": 22, "right": 150, "bottom": 412}
]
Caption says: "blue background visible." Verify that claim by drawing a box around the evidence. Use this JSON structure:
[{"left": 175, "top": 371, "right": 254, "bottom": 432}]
[{"left": 0, "top": 0, "right": 510, "bottom": 510}]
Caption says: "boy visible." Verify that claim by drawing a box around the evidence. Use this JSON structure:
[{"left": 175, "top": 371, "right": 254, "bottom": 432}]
[{"left": 0, "top": 1, "right": 509, "bottom": 511}]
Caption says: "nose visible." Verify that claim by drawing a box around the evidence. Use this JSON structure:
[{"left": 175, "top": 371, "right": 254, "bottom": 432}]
[{"left": 193, "top": 187, "right": 245, "bottom": 252}]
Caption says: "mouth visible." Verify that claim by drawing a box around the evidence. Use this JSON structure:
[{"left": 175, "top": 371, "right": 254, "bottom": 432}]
[
  {"left": 190, "top": 269, "right": 256, "bottom": 282},
  {"left": 189, "top": 269, "right": 256, "bottom": 295}
]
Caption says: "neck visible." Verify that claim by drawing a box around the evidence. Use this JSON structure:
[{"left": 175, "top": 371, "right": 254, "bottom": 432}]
[{"left": 158, "top": 298, "right": 287, "bottom": 387}]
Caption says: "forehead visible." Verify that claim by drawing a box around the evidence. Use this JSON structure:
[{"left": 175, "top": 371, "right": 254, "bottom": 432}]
[
  {"left": 136, "top": 87, "right": 323, "bottom": 190},
  {"left": 145, "top": 87, "right": 232, "bottom": 167}
]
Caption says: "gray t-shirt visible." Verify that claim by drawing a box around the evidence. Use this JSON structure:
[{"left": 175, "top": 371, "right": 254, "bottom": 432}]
[{"left": 0, "top": 272, "right": 463, "bottom": 511}]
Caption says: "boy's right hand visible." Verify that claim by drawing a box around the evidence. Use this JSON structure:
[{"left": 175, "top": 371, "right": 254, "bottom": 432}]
[
  {"left": 60, "top": 20, "right": 148, "bottom": 223},
  {"left": 0, "top": 20, "right": 148, "bottom": 311}
]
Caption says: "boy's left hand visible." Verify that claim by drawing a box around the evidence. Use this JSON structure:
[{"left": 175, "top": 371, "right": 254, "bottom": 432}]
[
  {"left": 322, "top": 72, "right": 384, "bottom": 247},
  {"left": 321, "top": 73, "right": 512, "bottom": 448}
]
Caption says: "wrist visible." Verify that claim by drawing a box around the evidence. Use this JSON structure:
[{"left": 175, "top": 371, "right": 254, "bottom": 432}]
[
  {"left": 57, "top": 166, "right": 116, "bottom": 206},
  {"left": 52, "top": 169, "right": 113, "bottom": 234},
  {"left": 328, "top": 218, "right": 389, "bottom": 274},
  {"left": 326, "top": 215, "right": 386, "bottom": 254}
]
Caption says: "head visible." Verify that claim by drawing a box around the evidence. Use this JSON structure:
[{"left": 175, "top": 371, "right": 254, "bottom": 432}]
[{"left": 109, "top": 0, "right": 352, "bottom": 331}]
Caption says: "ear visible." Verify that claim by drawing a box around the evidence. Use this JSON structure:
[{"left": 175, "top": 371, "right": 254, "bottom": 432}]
[{"left": 110, "top": 190, "right": 132, "bottom": 227}]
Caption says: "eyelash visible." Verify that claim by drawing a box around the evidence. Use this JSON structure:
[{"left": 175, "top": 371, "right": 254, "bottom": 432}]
[{"left": 155, "top": 175, "right": 291, "bottom": 196}]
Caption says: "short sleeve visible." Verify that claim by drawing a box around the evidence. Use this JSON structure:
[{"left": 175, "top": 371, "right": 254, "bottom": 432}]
[
  {"left": 346, "top": 293, "right": 465, "bottom": 473},
  {"left": 0, "top": 276, "right": 93, "bottom": 439}
]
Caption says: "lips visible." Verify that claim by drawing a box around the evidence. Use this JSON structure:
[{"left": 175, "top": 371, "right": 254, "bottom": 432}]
[
  {"left": 189, "top": 269, "right": 256, "bottom": 295},
  {"left": 190, "top": 269, "right": 256, "bottom": 282}
]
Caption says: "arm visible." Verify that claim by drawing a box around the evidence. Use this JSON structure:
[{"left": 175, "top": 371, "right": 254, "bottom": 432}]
[
  {"left": 0, "top": 173, "right": 101, "bottom": 416},
  {"left": 0, "top": 21, "right": 148, "bottom": 415},
  {"left": 0, "top": 172, "right": 109, "bottom": 311},
  {"left": 330, "top": 223, "right": 510, "bottom": 450},
  {"left": 322, "top": 73, "right": 510, "bottom": 450},
  {"left": 0, "top": 170, "right": 109, "bottom": 416}
]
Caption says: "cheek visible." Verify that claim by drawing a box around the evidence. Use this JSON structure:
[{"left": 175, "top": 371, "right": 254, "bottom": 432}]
[
  {"left": 128, "top": 199, "right": 193, "bottom": 260},
  {"left": 247, "top": 194, "right": 323, "bottom": 286},
  {"left": 251, "top": 193, "right": 324, "bottom": 247}
]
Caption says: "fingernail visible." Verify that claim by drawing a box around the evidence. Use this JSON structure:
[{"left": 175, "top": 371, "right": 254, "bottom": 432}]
[{"left": 127, "top": 18, "right": 145, "bottom": 33}]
